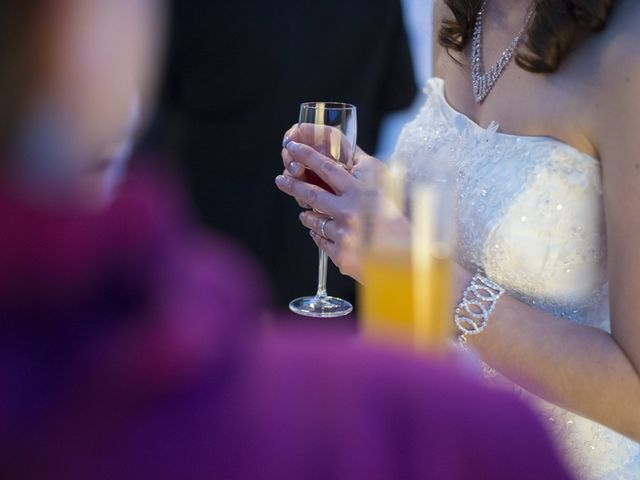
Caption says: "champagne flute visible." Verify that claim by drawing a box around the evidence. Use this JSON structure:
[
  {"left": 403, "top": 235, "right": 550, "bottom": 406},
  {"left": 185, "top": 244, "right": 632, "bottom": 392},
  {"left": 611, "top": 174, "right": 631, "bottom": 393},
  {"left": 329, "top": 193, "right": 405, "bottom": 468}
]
[
  {"left": 359, "top": 158, "right": 455, "bottom": 350},
  {"left": 289, "top": 102, "right": 357, "bottom": 318}
]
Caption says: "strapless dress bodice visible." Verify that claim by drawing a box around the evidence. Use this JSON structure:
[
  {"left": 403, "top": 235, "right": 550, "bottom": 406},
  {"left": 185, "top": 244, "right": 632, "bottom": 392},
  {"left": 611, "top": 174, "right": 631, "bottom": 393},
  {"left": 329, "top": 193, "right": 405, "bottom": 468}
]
[{"left": 392, "top": 77, "right": 639, "bottom": 479}]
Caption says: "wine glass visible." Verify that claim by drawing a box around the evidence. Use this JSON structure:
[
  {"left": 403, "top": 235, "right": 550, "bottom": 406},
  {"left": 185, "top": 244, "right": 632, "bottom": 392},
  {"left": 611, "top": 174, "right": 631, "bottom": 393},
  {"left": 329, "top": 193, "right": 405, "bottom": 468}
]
[{"left": 289, "top": 102, "right": 357, "bottom": 318}]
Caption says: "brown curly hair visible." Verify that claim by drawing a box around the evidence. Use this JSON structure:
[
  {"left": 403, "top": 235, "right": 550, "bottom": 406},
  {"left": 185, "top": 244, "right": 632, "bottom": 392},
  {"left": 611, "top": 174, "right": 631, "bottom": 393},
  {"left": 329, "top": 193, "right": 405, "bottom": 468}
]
[{"left": 438, "top": 0, "right": 615, "bottom": 73}]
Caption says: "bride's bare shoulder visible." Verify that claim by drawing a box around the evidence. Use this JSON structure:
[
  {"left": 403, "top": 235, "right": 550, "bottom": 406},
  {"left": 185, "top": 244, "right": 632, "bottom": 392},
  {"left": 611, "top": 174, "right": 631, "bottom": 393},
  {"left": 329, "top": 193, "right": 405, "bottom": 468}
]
[
  {"left": 586, "top": 1, "right": 640, "bottom": 123},
  {"left": 580, "top": 0, "right": 640, "bottom": 163},
  {"left": 583, "top": 2, "right": 639, "bottom": 79},
  {"left": 594, "top": 0, "right": 640, "bottom": 65}
]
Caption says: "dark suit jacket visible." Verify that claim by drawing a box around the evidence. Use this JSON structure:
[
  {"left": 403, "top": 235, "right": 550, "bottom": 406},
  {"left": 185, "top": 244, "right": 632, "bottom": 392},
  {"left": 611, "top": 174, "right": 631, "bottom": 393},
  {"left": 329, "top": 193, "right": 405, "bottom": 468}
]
[{"left": 147, "top": 0, "right": 418, "bottom": 307}]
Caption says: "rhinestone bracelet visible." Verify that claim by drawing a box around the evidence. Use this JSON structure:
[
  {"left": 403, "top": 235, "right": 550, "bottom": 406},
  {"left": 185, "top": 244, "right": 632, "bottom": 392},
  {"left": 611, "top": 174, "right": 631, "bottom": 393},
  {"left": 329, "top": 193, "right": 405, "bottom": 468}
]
[{"left": 455, "top": 273, "right": 506, "bottom": 347}]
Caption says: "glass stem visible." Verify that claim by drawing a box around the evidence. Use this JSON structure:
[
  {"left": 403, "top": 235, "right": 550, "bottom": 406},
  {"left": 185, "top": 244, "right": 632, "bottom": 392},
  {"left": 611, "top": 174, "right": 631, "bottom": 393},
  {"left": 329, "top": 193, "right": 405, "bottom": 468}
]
[{"left": 316, "top": 248, "right": 328, "bottom": 298}]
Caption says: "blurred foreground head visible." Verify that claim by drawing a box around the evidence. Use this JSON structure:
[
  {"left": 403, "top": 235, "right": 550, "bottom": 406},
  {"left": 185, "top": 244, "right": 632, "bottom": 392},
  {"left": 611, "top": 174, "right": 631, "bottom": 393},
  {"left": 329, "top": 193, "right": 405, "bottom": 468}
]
[{"left": 0, "top": 0, "right": 165, "bottom": 208}]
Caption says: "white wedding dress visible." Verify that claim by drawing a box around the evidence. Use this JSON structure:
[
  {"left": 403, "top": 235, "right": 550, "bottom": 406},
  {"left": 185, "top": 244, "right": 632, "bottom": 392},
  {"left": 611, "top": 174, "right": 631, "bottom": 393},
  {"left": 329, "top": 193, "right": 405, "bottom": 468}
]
[{"left": 393, "top": 78, "right": 640, "bottom": 479}]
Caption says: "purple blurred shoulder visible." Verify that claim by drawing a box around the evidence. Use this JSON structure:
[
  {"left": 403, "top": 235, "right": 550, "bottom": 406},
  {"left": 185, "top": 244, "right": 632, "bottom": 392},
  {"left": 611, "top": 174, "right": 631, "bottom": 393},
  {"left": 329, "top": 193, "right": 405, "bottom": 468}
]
[{"left": 252, "top": 333, "right": 573, "bottom": 479}]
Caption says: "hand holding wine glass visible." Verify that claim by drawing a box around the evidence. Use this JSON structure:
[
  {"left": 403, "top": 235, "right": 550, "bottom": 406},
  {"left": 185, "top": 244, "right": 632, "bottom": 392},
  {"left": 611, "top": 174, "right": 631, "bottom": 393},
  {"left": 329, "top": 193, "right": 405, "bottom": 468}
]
[
  {"left": 277, "top": 102, "right": 358, "bottom": 317},
  {"left": 277, "top": 116, "right": 385, "bottom": 284}
]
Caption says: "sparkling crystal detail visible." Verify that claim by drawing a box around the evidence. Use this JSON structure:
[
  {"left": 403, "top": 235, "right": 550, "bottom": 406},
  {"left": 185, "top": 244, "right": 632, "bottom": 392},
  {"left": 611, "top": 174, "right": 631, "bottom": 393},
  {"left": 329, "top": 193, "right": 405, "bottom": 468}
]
[
  {"left": 455, "top": 274, "right": 505, "bottom": 343},
  {"left": 471, "top": 0, "right": 535, "bottom": 103}
]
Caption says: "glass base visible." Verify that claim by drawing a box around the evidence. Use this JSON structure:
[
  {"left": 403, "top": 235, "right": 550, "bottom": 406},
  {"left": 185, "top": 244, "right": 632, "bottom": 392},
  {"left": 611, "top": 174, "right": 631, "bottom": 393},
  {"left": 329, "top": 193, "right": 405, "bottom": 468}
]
[{"left": 289, "top": 295, "right": 353, "bottom": 318}]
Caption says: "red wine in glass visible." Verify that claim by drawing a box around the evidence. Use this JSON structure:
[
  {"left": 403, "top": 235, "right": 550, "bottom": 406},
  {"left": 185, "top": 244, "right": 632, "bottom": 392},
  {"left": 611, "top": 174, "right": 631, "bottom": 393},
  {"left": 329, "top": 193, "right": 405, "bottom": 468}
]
[
  {"left": 305, "top": 169, "right": 335, "bottom": 194},
  {"left": 288, "top": 102, "right": 357, "bottom": 318}
]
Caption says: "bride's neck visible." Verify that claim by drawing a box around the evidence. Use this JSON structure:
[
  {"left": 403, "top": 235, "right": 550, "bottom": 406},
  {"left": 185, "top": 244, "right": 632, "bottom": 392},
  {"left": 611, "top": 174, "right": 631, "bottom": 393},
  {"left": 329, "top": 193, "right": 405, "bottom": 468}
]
[{"left": 483, "top": 0, "right": 534, "bottom": 29}]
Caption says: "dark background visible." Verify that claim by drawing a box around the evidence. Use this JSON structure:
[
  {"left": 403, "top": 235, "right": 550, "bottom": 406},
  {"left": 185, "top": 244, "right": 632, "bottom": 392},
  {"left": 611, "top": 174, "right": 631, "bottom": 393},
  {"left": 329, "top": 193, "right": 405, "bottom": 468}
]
[{"left": 145, "top": 0, "right": 417, "bottom": 308}]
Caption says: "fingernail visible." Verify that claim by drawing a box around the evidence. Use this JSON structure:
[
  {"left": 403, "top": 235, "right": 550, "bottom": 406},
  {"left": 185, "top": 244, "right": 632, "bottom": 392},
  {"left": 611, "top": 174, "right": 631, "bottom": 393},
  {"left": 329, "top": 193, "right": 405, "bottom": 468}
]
[
  {"left": 275, "top": 175, "right": 288, "bottom": 186},
  {"left": 288, "top": 161, "right": 301, "bottom": 175},
  {"left": 286, "top": 141, "right": 300, "bottom": 152},
  {"left": 299, "top": 211, "right": 306, "bottom": 221},
  {"left": 282, "top": 136, "right": 291, "bottom": 148}
]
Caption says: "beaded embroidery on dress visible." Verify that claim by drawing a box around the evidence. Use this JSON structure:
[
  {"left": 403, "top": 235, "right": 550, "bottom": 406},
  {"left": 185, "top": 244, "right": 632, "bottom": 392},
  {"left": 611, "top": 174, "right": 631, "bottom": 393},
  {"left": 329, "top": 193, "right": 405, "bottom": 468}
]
[{"left": 392, "top": 78, "right": 640, "bottom": 479}]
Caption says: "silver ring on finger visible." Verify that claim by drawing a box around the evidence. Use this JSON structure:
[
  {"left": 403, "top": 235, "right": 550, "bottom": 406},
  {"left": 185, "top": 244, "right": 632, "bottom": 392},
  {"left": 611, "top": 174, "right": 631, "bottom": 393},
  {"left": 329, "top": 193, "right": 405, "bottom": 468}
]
[{"left": 320, "top": 217, "right": 333, "bottom": 239}]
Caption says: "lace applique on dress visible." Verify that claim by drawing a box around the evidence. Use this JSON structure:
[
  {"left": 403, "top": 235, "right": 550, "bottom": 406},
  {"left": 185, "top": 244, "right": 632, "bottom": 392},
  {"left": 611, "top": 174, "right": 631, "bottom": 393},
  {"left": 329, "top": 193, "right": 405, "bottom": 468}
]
[{"left": 392, "top": 77, "right": 640, "bottom": 479}]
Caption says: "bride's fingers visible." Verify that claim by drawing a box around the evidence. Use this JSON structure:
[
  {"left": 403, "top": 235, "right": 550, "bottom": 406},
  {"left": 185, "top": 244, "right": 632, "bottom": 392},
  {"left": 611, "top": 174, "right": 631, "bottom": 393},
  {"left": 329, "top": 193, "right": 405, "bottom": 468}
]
[
  {"left": 296, "top": 124, "right": 358, "bottom": 168},
  {"left": 282, "top": 124, "right": 299, "bottom": 147},
  {"left": 309, "top": 230, "right": 338, "bottom": 259},
  {"left": 285, "top": 141, "right": 356, "bottom": 194},
  {"left": 281, "top": 148, "right": 305, "bottom": 178},
  {"left": 275, "top": 174, "right": 341, "bottom": 217},
  {"left": 299, "top": 211, "right": 339, "bottom": 241},
  {"left": 351, "top": 154, "right": 384, "bottom": 181},
  {"left": 281, "top": 170, "right": 311, "bottom": 208}
]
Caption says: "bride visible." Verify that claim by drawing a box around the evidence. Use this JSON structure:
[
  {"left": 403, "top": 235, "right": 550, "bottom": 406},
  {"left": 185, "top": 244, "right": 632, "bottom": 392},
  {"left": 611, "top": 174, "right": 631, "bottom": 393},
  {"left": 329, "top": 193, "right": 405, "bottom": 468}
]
[{"left": 276, "top": 0, "right": 640, "bottom": 477}]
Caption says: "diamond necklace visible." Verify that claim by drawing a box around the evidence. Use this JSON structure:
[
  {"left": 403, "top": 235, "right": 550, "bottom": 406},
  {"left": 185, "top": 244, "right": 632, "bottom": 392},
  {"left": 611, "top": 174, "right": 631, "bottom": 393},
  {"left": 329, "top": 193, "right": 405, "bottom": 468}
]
[{"left": 471, "top": 0, "right": 535, "bottom": 103}]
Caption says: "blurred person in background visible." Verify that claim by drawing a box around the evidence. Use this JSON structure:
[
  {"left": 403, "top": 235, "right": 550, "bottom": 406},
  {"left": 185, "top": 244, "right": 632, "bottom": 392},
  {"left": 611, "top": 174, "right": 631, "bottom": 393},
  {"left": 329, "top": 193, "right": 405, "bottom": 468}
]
[
  {"left": 145, "top": 0, "right": 418, "bottom": 309},
  {"left": 0, "top": 1, "right": 573, "bottom": 479}
]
